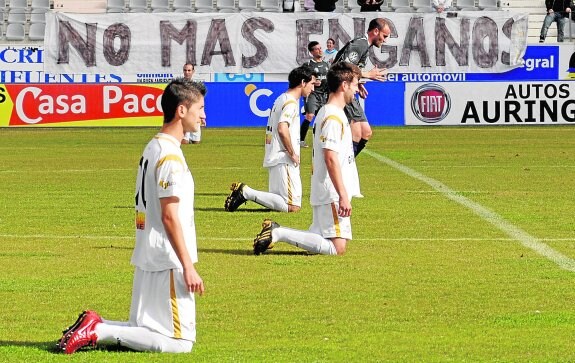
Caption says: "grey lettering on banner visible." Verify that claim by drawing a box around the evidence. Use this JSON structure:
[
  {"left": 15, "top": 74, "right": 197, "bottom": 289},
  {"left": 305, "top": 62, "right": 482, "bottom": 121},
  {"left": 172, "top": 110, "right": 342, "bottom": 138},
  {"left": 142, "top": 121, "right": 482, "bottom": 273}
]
[
  {"left": 57, "top": 21, "right": 97, "bottom": 66},
  {"left": 472, "top": 16, "right": 498, "bottom": 68},
  {"left": 160, "top": 20, "right": 197, "bottom": 67},
  {"left": 202, "top": 19, "right": 235, "bottom": 66},
  {"left": 328, "top": 18, "right": 352, "bottom": 48},
  {"left": 103, "top": 23, "right": 131, "bottom": 66},
  {"left": 242, "top": 17, "right": 274, "bottom": 68},
  {"left": 296, "top": 19, "right": 322, "bottom": 64},
  {"left": 435, "top": 17, "right": 469, "bottom": 67},
  {"left": 500, "top": 17, "right": 514, "bottom": 65},
  {"left": 378, "top": 18, "right": 398, "bottom": 69},
  {"left": 400, "top": 16, "right": 430, "bottom": 67}
]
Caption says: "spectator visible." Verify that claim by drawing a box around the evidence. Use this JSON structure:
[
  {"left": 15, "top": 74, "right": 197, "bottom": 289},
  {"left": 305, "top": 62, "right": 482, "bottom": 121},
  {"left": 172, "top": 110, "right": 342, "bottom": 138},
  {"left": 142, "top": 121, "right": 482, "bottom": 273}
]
[
  {"left": 314, "top": 0, "right": 338, "bottom": 11},
  {"left": 359, "top": 0, "right": 385, "bottom": 11},
  {"left": 432, "top": 0, "right": 451, "bottom": 12},
  {"left": 324, "top": 38, "right": 338, "bottom": 64},
  {"left": 539, "top": 0, "right": 573, "bottom": 43},
  {"left": 304, "top": 0, "right": 315, "bottom": 10}
]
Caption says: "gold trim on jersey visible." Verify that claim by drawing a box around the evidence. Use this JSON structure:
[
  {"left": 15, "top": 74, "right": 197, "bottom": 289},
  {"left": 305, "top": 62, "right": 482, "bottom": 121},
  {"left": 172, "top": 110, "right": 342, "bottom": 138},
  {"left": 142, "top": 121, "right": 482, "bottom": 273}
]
[
  {"left": 154, "top": 134, "right": 179, "bottom": 146},
  {"left": 282, "top": 99, "right": 297, "bottom": 111},
  {"left": 286, "top": 164, "right": 293, "bottom": 205},
  {"left": 320, "top": 115, "right": 345, "bottom": 140},
  {"left": 330, "top": 202, "right": 341, "bottom": 237},
  {"left": 156, "top": 154, "right": 184, "bottom": 169},
  {"left": 170, "top": 270, "right": 182, "bottom": 339}
]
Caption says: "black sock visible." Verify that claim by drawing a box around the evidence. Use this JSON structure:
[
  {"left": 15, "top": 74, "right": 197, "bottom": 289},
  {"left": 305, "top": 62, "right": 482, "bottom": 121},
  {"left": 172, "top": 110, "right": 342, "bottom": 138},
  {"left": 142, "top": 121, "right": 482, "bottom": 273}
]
[
  {"left": 300, "top": 120, "right": 311, "bottom": 142},
  {"left": 355, "top": 138, "right": 368, "bottom": 156}
]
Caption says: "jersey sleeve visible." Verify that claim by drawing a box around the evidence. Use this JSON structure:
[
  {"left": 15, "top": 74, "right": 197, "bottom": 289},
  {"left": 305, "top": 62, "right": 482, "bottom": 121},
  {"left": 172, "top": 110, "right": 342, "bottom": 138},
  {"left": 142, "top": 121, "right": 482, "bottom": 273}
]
[
  {"left": 279, "top": 99, "right": 298, "bottom": 126},
  {"left": 155, "top": 154, "right": 187, "bottom": 199},
  {"left": 318, "top": 115, "right": 344, "bottom": 152}
]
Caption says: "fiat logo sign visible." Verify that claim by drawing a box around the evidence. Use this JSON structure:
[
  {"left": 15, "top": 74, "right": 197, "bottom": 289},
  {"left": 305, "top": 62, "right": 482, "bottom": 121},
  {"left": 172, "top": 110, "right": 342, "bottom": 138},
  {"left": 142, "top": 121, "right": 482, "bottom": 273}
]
[{"left": 411, "top": 84, "right": 451, "bottom": 123}]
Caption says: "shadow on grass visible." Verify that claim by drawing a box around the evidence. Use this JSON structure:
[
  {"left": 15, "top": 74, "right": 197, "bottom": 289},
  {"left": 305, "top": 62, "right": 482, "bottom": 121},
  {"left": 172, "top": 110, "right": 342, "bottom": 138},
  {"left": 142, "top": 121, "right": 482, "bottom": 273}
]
[
  {"left": 199, "top": 248, "right": 309, "bottom": 256},
  {"left": 196, "top": 207, "right": 271, "bottom": 212}
]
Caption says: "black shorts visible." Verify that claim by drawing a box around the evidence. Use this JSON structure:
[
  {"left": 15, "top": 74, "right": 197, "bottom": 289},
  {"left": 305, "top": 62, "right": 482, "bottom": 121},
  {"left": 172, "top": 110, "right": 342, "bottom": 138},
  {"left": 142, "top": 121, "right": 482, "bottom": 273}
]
[
  {"left": 304, "top": 92, "right": 328, "bottom": 115},
  {"left": 344, "top": 97, "right": 368, "bottom": 123}
]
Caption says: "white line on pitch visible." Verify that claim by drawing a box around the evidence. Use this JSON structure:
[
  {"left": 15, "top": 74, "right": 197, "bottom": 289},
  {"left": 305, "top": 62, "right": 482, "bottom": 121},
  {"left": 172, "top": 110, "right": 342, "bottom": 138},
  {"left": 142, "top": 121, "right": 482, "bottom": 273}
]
[
  {"left": 1, "top": 234, "right": 575, "bottom": 243},
  {"left": 364, "top": 149, "right": 575, "bottom": 273}
]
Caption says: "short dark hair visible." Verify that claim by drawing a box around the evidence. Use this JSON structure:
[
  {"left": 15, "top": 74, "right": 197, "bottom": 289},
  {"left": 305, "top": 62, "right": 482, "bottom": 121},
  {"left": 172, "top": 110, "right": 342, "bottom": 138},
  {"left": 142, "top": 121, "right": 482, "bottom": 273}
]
[
  {"left": 183, "top": 62, "right": 195, "bottom": 70},
  {"left": 327, "top": 38, "right": 335, "bottom": 44},
  {"left": 161, "top": 78, "right": 206, "bottom": 124},
  {"left": 307, "top": 41, "right": 320, "bottom": 52},
  {"left": 288, "top": 64, "right": 317, "bottom": 89},
  {"left": 327, "top": 62, "right": 361, "bottom": 93},
  {"left": 367, "top": 18, "right": 388, "bottom": 32}
]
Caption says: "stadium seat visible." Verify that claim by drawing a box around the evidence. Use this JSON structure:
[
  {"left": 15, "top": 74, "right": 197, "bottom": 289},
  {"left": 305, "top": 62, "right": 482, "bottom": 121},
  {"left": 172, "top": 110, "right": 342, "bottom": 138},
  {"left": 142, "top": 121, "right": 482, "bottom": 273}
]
[
  {"left": 151, "top": 0, "right": 169, "bottom": 11},
  {"left": 260, "top": 0, "right": 280, "bottom": 11},
  {"left": 416, "top": 6, "right": 435, "bottom": 11},
  {"left": 8, "top": 0, "right": 27, "bottom": 11},
  {"left": 459, "top": 6, "right": 479, "bottom": 9},
  {"left": 412, "top": 0, "right": 431, "bottom": 9},
  {"left": 28, "top": 22, "right": 45, "bottom": 40},
  {"left": 129, "top": 0, "right": 148, "bottom": 11},
  {"left": 477, "top": 0, "right": 497, "bottom": 9},
  {"left": 194, "top": 0, "right": 215, "bottom": 12},
  {"left": 107, "top": 0, "right": 125, "bottom": 11},
  {"left": 5, "top": 22, "right": 24, "bottom": 40},
  {"left": 217, "top": 0, "right": 237, "bottom": 12},
  {"left": 7, "top": 11, "right": 26, "bottom": 24},
  {"left": 30, "top": 9, "right": 46, "bottom": 23},
  {"left": 454, "top": 0, "right": 475, "bottom": 9},
  {"left": 173, "top": 0, "right": 193, "bottom": 11},
  {"left": 394, "top": 6, "right": 415, "bottom": 11},
  {"left": 347, "top": 0, "right": 361, "bottom": 12},
  {"left": 390, "top": 0, "right": 411, "bottom": 10},
  {"left": 31, "top": 0, "right": 50, "bottom": 11},
  {"left": 238, "top": 0, "right": 257, "bottom": 11}
]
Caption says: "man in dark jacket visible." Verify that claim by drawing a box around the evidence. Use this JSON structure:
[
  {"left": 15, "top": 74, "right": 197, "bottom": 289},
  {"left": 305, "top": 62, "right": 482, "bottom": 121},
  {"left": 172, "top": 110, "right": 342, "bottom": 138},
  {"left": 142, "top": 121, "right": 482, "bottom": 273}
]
[{"left": 539, "top": 0, "right": 573, "bottom": 42}]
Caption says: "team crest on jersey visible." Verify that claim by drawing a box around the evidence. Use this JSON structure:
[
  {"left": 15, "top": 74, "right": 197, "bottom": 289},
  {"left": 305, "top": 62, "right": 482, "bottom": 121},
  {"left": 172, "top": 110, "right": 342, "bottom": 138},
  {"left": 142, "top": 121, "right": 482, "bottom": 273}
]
[{"left": 348, "top": 51, "right": 360, "bottom": 63}]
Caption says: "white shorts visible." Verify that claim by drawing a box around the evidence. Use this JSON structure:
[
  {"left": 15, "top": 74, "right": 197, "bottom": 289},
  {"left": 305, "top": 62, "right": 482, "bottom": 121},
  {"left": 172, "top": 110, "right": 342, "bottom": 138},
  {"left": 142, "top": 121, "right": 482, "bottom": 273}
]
[
  {"left": 268, "top": 163, "right": 302, "bottom": 207},
  {"left": 129, "top": 267, "right": 196, "bottom": 341},
  {"left": 184, "top": 129, "right": 201, "bottom": 142},
  {"left": 310, "top": 202, "right": 352, "bottom": 240}
]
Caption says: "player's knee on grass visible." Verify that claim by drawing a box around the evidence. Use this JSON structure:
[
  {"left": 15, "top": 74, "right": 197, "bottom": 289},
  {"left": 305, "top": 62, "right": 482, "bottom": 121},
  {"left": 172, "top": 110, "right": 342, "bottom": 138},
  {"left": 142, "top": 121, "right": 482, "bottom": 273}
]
[
  {"left": 287, "top": 204, "right": 301, "bottom": 213},
  {"left": 331, "top": 238, "right": 347, "bottom": 255}
]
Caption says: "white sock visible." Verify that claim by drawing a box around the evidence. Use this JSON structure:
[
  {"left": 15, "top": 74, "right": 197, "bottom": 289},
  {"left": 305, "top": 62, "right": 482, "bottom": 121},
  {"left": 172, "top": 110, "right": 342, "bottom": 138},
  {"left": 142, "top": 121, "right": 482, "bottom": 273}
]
[
  {"left": 242, "top": 186, "right": 288, "bottom": 212},
  {"left": 95, "top": 322, "right": 193, "bottom": 353},
  {"left": 272, "top": 226, "right": 337, "bottom": 255}
]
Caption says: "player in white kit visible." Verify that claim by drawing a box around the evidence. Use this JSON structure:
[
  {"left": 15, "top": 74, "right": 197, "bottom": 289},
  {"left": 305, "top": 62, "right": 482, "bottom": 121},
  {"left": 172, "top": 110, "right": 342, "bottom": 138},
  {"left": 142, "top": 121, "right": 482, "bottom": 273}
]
[
  {"left": 224, "top": 65, "right": 317, "bottom": 213},
  {"left": 57, "top": 78, "right": 206, "bottom": 354},
  {"left": 253, "top": 62, "right": 362, "bottom": 256}
]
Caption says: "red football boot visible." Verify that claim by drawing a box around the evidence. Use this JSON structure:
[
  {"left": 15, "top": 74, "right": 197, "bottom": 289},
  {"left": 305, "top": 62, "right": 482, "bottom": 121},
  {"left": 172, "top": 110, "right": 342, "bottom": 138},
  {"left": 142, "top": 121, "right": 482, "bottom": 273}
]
[{"left": 57, "top": 310, "right": 102, "bottom": 354}]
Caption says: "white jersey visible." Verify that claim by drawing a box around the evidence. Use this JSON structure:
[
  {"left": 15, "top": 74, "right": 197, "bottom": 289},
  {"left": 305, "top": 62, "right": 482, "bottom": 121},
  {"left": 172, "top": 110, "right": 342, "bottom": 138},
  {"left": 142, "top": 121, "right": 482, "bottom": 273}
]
[
  {"left": 263, "top": 93, "right": 301, "bottom": 168},
  {"left": 132, "top": 133, "right": 198, "bottom": 271},
  {"left": 310, "top": 104, "right": 361, "bottom": 206}
]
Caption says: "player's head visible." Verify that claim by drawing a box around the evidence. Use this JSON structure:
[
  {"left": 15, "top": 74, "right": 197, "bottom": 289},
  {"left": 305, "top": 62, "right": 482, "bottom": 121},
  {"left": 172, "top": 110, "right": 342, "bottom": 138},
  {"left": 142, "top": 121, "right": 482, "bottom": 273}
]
[
  {"left": 367, "top": 18, "right": 390, "bottom": 48},
  {"left": 327, "top": 61, "right": 361, "bottom": 103},
  {"left": 161, "top": 78, "right": 207, "bottom": 131},
  {"left": 288, "top": 64, "right": 317, "bottom": 97},
  {"left": 307, "top": 41, "right": 323, "bottom": 60},
  {"left": 183, "top": 63, "right": 195, "bottom": 79},
  {"left": 326, "top": 38, "right": 335, "bottom": 50}
]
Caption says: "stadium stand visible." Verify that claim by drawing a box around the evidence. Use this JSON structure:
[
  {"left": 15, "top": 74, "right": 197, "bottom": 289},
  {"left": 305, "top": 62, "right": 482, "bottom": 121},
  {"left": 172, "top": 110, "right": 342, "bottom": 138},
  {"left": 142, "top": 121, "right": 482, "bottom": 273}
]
[
  {"left": 0, "top": 0, "right": 552, "bottom": 43},
  {"left": 28, "top": 21, "right": 44, "bottom": 39}
]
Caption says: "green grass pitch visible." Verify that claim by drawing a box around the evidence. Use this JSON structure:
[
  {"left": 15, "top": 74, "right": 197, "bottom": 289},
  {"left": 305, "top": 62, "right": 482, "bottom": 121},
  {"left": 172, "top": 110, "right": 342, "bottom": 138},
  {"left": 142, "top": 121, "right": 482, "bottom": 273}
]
[{"left": 0, "top": 126, "right": 574, "bottom": 362}]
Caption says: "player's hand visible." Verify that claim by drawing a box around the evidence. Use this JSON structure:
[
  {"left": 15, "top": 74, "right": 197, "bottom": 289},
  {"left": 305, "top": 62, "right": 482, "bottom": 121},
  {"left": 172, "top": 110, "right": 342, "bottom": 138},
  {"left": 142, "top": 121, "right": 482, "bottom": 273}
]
[
  {"left": 184, "top": 267, "right": 205, "bottom": 296},
  {"left": 338, "top": 198, "right": 352, "bottom": 217},
  {"left": 291, "top": 153, "right": 300, "bottom": 167},
  {"left": 359, "top": 83, "right": 368, "bottom": 99},
  {"left": 368, "top": 66, "right": 387, "bottom": 82}
]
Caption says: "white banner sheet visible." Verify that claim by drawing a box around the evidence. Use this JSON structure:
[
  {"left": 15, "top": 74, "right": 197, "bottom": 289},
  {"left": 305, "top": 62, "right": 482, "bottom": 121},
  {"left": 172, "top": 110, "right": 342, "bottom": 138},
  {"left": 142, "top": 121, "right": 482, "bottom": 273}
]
[
  {"left": 44, "top": 11, "right": 528, "bottom": 75},
  {"left": 405, "top": 81, "right": 575, "bottom": 125}
]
